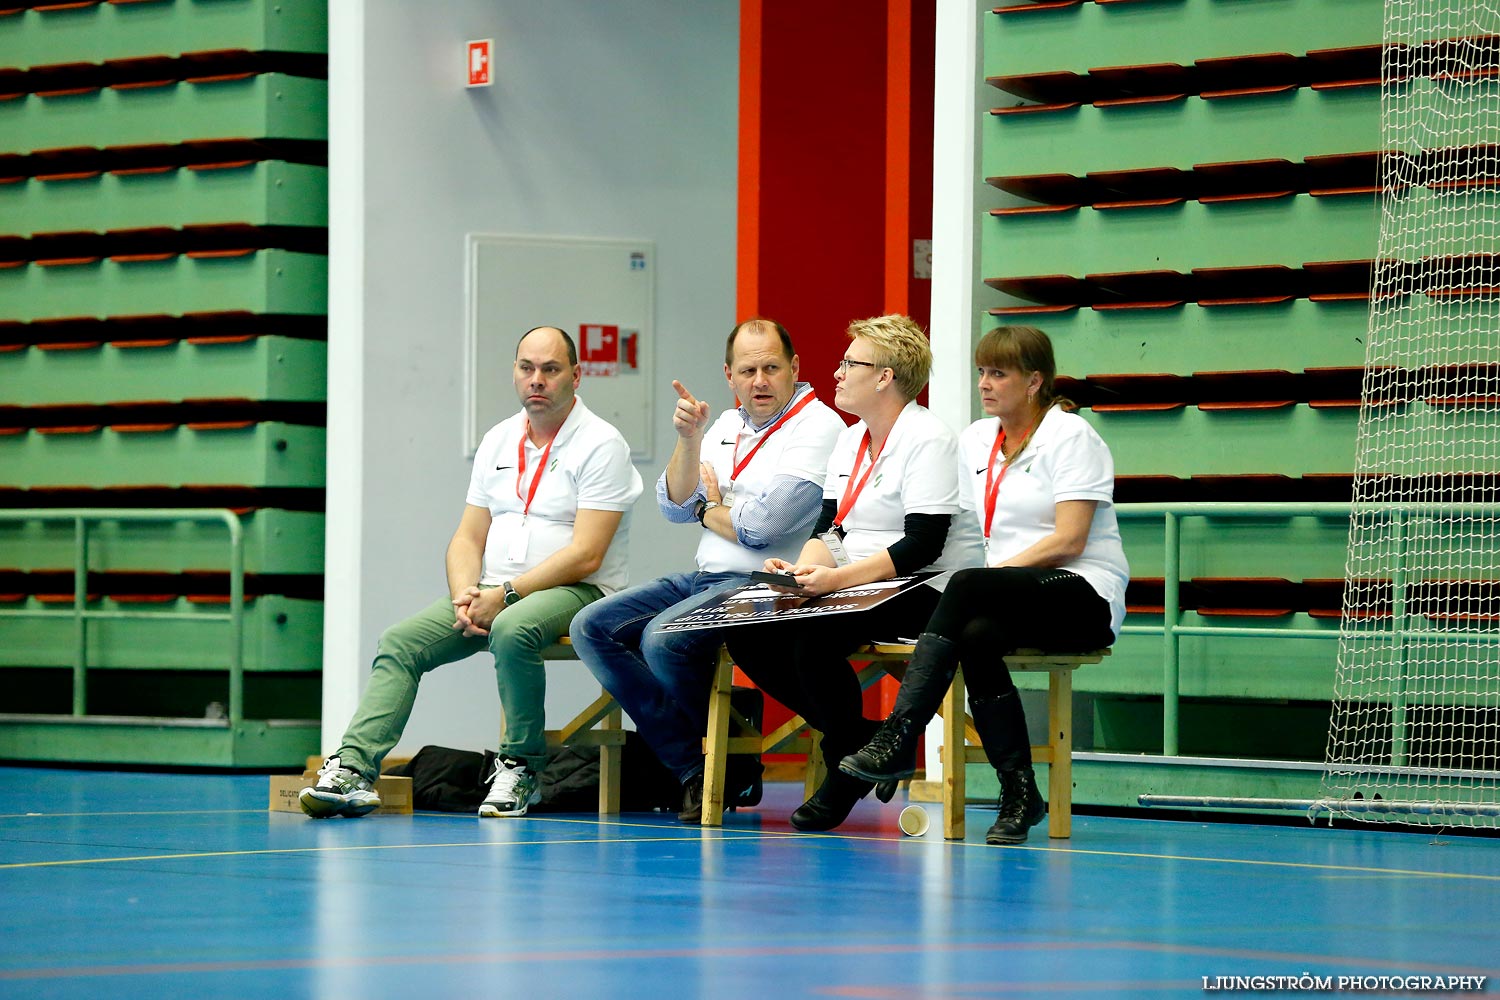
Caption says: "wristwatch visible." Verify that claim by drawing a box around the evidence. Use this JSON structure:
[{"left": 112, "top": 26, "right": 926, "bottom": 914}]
[
  {"left": 502, "top": 580, "right": 522, "bottom": 606},
  {"left": 695, "top": 500, "right": 721, "bottom": 525}
]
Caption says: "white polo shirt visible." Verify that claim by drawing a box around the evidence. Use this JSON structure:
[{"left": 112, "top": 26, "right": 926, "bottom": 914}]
[
  {"left": 958, "top": 406, "right": 1130, "bottom": 637},
  {"left": 824, "top": 400, "right": 984, "bottom": 574},
  {"left": 695, "top": 384, "right": 844, "bottom": 573},
  {"left": 467, "top": 397, "right": 643, "bottom": 593}
]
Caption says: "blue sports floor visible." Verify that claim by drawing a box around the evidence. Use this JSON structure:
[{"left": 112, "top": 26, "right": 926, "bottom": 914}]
[{"left": 1, "top": 766, "right": 1497, "bottom": 1000}]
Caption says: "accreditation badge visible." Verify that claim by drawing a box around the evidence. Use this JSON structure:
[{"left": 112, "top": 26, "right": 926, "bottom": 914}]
[
  {"left": 507, "top": 519, "right": 530, "bottom": 563},
  {"left": 819, "top": 530, "right": 852, "bottom": 567}
]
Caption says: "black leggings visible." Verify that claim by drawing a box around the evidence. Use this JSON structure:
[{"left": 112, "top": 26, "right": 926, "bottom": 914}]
[
  {"left": 724, "top": 584, "right": 941, "bottom": 761},
  {"left": 923, "top": 566, "right": 1114, "bottom": 701}
]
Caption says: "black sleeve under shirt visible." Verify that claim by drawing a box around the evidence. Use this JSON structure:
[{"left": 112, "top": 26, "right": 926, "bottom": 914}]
[
  {"left": 808, "top": 503, "right": 953, "bottom": 577},
  {"left": 810, "top": 499, "right": 837, "bottom": 538},
  {"left": 888, "top": 512, "right": 952, "bottom": 576}
]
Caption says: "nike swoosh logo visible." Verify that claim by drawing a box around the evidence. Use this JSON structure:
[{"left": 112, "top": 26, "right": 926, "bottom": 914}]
[
  {"left": 721, "top": 438, "right": 735, "bottom": 445},
  {"left": 975, "top": 468, "right": 987, "bottom": 474},
  {"left": 495, "top": 465, "right": 514, "bottom": 471}
]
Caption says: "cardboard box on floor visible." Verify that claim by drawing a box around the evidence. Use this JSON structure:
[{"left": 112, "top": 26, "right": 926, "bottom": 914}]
[{"left": 268, "top": 772, "right": 413, "bottom": 814}]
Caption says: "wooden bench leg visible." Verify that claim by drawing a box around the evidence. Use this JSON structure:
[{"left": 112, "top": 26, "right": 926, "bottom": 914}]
[
  {"left": 701, "top": 648, "right": 734, "bottom": 827},
  {"left": 803, "top": 732, "right": 825, "bottom": 801},
  {"left": 1046, "top": 667, "right": 1072, "bottom": 839},
  {"left": 598, "top": 705, "right": 623, "bottom": 815},
  {"left": 943, "top": 665, "right": 966, "bottom": 840}
]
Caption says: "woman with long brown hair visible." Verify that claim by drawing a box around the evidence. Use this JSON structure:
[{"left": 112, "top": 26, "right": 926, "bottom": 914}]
[{"left": 839, "top": 325, "right": 1129, "bottom": 844}]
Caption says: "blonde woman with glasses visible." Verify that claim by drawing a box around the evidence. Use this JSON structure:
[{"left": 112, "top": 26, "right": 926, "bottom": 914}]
[
  {"left": 839, "top": 325, "right": 1128, "bottom": 844},
  {"left": 722, "top": 314, "right": 982, "bottom": 832}
]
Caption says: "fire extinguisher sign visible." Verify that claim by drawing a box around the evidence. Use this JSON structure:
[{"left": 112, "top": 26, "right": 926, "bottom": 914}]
[
  {"left": 466, "top": 39, "right": 493, "bottom": 88},
  {"left": 579, "top": 325, "right": 640, "bottom": 378}
]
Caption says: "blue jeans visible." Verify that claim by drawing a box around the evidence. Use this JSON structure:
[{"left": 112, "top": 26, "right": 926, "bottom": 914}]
[{"left": 569, "top": 571, "right": 748, "bottom": 782}]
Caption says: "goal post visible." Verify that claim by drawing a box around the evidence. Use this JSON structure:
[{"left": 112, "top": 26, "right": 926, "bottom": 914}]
[{"left": 1319, "top": 1, "right": 1500, "bottom": 825}]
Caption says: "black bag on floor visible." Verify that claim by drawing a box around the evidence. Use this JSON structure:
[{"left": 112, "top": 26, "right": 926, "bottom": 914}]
[
  {"left": 530, "top": 732, "right": 680, "bottom": 813},
  {"left": 387, "top": 733, "right": 680, "bottom": 814},
  {"left": 386, "top": 745, "right": 498, "bottom": 812},
  {"left": 388, "top": 687, "right": 765, "bottom": 814}
]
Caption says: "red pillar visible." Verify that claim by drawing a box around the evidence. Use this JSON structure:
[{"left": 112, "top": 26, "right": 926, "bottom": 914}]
[
  {"left": 736, "top": 0, "right": 938, "bottom": 742},
  {"left": 737, "top": 0, "right": 934, "bottom": 399}
]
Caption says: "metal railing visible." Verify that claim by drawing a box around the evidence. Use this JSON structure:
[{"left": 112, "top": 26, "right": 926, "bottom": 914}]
[
  {"left": 0, "top": 508, "right": 246, "bottom": 725},
  {"left": 1116, "top": 500, "right": 1500, "bottom": 760},
  {"left": 1116, "top": 501, "right": 1349, "bottom": 757}
]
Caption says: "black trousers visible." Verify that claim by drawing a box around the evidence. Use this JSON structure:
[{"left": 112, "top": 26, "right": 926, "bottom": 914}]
[
  {"left": 922, "top": 566, "right": 1114, "bottom": 702},
  {"left": 723, "top": 584, "right": 942, "bottom": 762}
]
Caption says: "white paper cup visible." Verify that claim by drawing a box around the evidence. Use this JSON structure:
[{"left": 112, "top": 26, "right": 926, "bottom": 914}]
[{"left": 899, "top": 805, "right": 930, "bottom": 837}]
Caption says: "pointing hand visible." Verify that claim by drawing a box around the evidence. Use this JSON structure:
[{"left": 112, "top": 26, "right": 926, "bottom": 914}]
[{"left": 671, "top": 379, "right": 711, "bottom": 439}]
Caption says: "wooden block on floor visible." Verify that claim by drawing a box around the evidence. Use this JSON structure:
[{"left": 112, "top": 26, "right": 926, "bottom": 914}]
[
  {"left": 906, "top": 779, "right": 942, "bottom": 803},
  {"left": 268, "top": 773, "right": 413, "bottom": 814}
]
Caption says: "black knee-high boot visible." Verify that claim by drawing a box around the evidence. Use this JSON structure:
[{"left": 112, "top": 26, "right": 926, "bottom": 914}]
[
  {"left": 970, "top": 690, "right": 1044, "bottom": 844},
  {"left": 969, "top": 688, "right": 1031, "bottom": 772},
  {"left": 838, "top": 633, "right": 960, "bottom": 785}
]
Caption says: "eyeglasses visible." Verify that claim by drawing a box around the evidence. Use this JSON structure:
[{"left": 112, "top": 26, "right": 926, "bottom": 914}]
[{"left": 837, "top": 358, "right": 878, "bottom": 373}]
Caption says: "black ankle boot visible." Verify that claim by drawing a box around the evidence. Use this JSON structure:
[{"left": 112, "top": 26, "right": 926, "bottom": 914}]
[
  {"left": 986, "top": 767, "right": 1045, "bottom": 845},
  {"left": 790, "top": 768, "right": 873, "bottom": 832},
  {"left": 839, "top": 716, "right": 921, "bottom": 784}
]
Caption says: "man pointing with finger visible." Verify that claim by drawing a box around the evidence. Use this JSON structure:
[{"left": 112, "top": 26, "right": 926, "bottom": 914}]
[{"left": 571, "top": 317, "right": 844, "bottom": 822}]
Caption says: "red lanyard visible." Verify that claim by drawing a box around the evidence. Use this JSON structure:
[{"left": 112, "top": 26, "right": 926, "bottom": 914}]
[
  {"left": 516, "top": 400, "right": 576, "bottom": 516},
  {"left": 516, "top": 425, "right": 557, "bottom": 517},
  {"left": 982, "top": 418, "right": 1035, "bottom": 541},
  {"left": 729, "top": 392, "right": 816, "bottom": 488},
  {"left": 833, "top": 431, "right": 879, "bottom": 529}
]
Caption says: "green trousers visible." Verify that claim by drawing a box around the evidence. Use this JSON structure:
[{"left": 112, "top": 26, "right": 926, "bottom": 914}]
[{"left": 334, "top": 584, "right": 602, "bottom": 779}]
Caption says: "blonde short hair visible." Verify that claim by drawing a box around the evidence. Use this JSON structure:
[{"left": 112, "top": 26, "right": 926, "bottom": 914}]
[{"left": 846, "top": 314, "right": 931, "bottom": 400}]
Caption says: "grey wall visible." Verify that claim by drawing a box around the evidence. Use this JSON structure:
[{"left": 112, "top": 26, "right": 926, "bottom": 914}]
[{"left": 327, "top": 1, "right": 740, "bottom": 757}]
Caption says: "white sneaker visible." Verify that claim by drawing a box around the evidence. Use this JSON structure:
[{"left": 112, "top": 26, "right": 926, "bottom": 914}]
[
  {"left": 478, "top": 755, "right": 541, "bottom": 817},
  {"left": 299, "top": 756, "right": 381, "bottom": 818}
]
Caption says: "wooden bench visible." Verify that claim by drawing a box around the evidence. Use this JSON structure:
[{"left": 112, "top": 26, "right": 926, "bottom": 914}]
[
  {"left": 700, "top": 643, "right": 1109, "bottom": 839},
  {"left": 541, "top": 637, "right": 626, "bottom": 815}
]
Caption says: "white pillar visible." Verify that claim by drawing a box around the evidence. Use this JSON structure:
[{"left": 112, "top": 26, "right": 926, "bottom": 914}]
[
  {"left": 925, "top": 0, "right": 983, "bottom": 782},
  {"left": 320, "top": 1, "right": 367, "bottom": 753}
]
